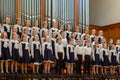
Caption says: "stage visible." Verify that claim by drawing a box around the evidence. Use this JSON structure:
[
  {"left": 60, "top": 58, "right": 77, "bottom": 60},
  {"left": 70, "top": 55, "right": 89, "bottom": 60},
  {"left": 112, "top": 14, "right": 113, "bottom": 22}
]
[{"left": 0, "top": 73, "right": 120, "bottom": 80}]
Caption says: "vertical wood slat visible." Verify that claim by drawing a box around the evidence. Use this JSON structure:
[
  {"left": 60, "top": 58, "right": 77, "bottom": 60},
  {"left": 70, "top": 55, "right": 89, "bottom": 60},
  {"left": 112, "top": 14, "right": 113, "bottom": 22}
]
[
  {"left": 16, "top": 0, "right": 21, "bottom": 19},
  {"left": 41, "top": 0, "right": 46, "bottom": 27},
  {"left": 74, "top": 0, "right": 79, "bottom": 29}
]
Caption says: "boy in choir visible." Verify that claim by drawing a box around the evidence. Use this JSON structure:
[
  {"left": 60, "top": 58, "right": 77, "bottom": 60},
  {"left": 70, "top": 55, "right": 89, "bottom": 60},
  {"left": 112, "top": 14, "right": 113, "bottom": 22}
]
[
  {"left": 31, "top": 34, "right": 42, "bottom": 74},
  {"left": 42, "top": 36, "right": 53, "bottom": 74},
  {"left": 55, "top": 37, "right": 64, "bottom": 74},
  {"left": 9, "top": 32, "right": 19, "bottom": 73},
  {"left": 84, "top": 40, "right": 92, "bottom": 74},
  {"left": 74, "top": 39, "right": 84, "bottom": 74},
  {"left": 2, "top": 17, "right": 11, "bottom": 39},
  {"left": 19, "top": 34, "right": 31, "bottom": 74},
  {"left": 60, "top": 31, "right": 68, "bottom": 70},
  {"left": 14, "top": 18, "right": 22, "bottom": 37},
  {"left": 0, "top": 32, "right": 11, "bottom": 73},
  {"left": 66, "top": 38, "right": 75, "bottom": 74}
]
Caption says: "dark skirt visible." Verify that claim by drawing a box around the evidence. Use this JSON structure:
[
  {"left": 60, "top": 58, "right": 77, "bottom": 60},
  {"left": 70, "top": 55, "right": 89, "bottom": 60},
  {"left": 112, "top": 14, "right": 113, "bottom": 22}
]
[
  {"left": 111, "top": 54, "right": 117, "bottom": 66},
  {"left": 22, "top": 49, "right": 30, "bottom": 64},
  {"left": 94, "top": 54, "right": 100, "bottom": 65},
  {"left": 102, "top": 53, "right": 109, "bottom": 66},
  {"left": 12, "top": 48, "right": 19, "bottom": 61},
  {"left": 67, "top": 52, "right": 74, "bottom": 63},
  {"left": 1, "top": 47, "right": 11, "bottom": 60},
  {"left": 44, "top": 48, "right": 53, "bottom": 63},
  {"left": 33, "top": 49, "right": 42, "bottom": 63}
]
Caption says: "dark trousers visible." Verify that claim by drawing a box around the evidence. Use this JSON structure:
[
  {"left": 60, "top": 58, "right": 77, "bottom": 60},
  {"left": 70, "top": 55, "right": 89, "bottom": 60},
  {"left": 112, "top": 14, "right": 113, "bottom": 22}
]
[
  {"left": 84, "top": 55, "right": 91, "bottom": 74},
  {"left": 76, "top": 54, "right": 82, "bottom": 74},
  {"left": 56, "top": 52, "right": 63, "bottom": 74}
]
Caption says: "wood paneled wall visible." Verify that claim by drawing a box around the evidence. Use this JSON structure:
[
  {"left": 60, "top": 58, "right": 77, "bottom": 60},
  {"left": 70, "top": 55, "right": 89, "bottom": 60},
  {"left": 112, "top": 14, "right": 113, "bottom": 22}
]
[{"left": 89, "top": 23, "right": 120, "bottom": 43}]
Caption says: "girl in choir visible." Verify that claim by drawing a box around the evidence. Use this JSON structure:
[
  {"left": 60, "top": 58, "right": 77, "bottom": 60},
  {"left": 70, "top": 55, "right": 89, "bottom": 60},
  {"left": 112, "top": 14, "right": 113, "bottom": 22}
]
[
  {"left": 117, "top": 50, "right": 120, "bottom": 75},
  {"left": 14, "top": 18, "right": 22, "bottom": 37},
  {"left": 71, "top": 32, "right": 77, "bottom": 46},
  {"left": 19, "top": 34, "right": 30, "bottom": 74},
  {"left": 49, "top": 21, "right": 58, "bottom": 37},
  {"left": 115, "top": 39, "right": 120, "bottom": 53},
  {"left": 90, "top": 29, "right": 96, "bottom": 44},
  {"left": 84, "top": 40, "right": 92, "bottom": 74},
  {"left": 42, "top": 36, "right": 53, "bottom": 74},
  {"left": 92, "top": 42, "right": 100, "bottom": 74},
  {"left": 109, "top": 44, "right": 117, "bottom": 75},
  {"left": 10, "top": 26, "right": 20, "bottom": 40},
  {"left": 51, "top": 31, "right": 57, "bottom": 57},
  {"left": 100, "top": 43, "right": 109, "bottom": 74},
  {"left": 2, "top": 17, "right": 11, "bottom": 39},
  {"left": 66, "top": 38, "right": 75, "bottom": 74},
  {"left": 116, "top": 39, "right": 120, "bottom": 74},
  {"left": 40, "top": 21, "right": 48, "bottom": 38},
  {"left": 0, "top": 23, "right": 2, "bottom": 36},
  {"left": 9, "top": 32, "right": 19, "bottom": 73},
  {"left": 32, "top": 20, "right": 40, "bottom": 33},
  {"left": 99, "top": 38, "right": 107, "bottom": 49},
  {"left": 108, "top": 38, "right": 114, "bottom": 50},
  {"left": 0, "top": 32, "right": 11, "bottom": 73},
  {"left": 58, "top": 24, "right": 64, "bottom": 33},
  {"left": 74, "top": 39, "right": 84, "bottom": 74},
  {"left": 23, "top": 28, "right": 30, "bottom": 42},
  {"left": 30, "top": 30, "right": 40, "bottom": 44},
  {"left": 74, "top": 26, "right": 81, "bottom": 40},
  {"left": 41, "top": 31, "right": 49, "bottom": 43},
  {"left": 31, "top": 34, "right": 42, "bottom": 74},
  {"left": 81, "top": 28, "right": 90, "bottom": 41},
  {"left": 97, "top": 30, "right": 104, "bottom": 44},
  {"left": 22, "top": 20, "right": 32, "bottom": 36},
  {"left": 55, "top": 37, "right": 64, "bottom": 74},
  {"left": 65, "top": 25, "right": 72, "bottom": 41},
  {"left": 91, "top": 36, "right": 98, "bottom": 48}
]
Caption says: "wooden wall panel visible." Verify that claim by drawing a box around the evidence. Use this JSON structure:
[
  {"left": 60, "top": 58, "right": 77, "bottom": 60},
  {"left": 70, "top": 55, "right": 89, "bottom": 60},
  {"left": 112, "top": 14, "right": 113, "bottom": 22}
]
[
  {"left": 89, "top": 23, "right": 120, "bottom": 43},
  {"left": 40, "top": 0, "right": 46, "bottom": 26},
  {"left": 16, "top": 0, "right": 21, "bottom": 19},
  {"left": 74, "top": 0, "right": 79, "bottom": 28}
]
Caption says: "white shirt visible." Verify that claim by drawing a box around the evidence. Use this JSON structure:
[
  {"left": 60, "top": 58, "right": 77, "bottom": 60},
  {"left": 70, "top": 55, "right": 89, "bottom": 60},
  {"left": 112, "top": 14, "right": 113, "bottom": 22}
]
[{"left": 55, "top": 43, "right": 64, "bottom": 59}]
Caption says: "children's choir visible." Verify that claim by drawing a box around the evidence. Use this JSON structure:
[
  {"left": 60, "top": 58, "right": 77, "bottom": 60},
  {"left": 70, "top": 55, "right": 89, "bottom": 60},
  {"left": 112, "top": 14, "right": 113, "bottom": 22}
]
[{"left": 0, "top": 17, "right": 120, "bottom": 75}]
